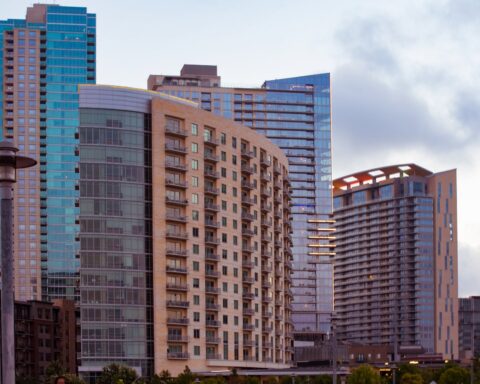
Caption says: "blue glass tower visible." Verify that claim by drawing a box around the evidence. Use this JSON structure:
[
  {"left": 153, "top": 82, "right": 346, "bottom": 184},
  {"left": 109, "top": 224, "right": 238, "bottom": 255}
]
[
  {"left": 149, "top": 66, "right": 334, "bottom": 339},
  {"left": 0, "top": 4, "right": 95, "bottom": 301}
]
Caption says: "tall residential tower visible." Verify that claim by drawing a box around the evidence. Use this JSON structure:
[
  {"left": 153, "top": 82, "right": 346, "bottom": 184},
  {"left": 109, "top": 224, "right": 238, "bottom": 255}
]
[
  {"left": 0, "top": 4, "right": 96, "bottom": 301},
  {"left": 332, "top": 165, "right": 458, "bottom": 359},
  {"left": 148, "top": 65, "right": 334, "bottom": 341}
]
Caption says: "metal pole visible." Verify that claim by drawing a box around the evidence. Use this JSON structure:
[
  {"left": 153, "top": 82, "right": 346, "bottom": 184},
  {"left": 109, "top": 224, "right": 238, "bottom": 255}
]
[
  {"left": 1, "top": 182, "right": 14, "bottom": 384},
  {"left": 471, "top": 299, "right": 475, "bottom": 384}
]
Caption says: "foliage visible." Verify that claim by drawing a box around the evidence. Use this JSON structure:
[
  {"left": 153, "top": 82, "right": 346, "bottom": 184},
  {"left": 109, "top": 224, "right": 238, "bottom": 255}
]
[
  {"left": 175, "top": 366, "right": 197, "bottom": 384},
  {"left": 438, "top": 366, "right": 470, "bottom": 384},
  {"left": 96, "top": 363, "right": 139, "bottom": 384},
  {"left": 16, "top": 376, "right": 39, "bottom": 384},
  {"left": 347, "top": 365, "right": 381, "bottom": 384},
  {"left": 263, "top": 377, "right": 278, "bottom": 384},
  {"left": 202, "top": 377, "right": 227, "bottom": 384},
  {"left": 400, "top": 373, "right": 423, "bottom": 384},
  {"left": 312, "top": 375, "right": 333, "bottom": 384}
]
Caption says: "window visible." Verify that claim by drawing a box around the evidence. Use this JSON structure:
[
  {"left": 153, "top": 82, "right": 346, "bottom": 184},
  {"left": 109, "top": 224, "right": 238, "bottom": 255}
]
[
  {"left": 192, "top": 228, "right": 199, "bottom": 237},
  {"left": 222, "top": 201, "right": 227, "bottom": 210},
  {"left": 221, "top": 133, "right": 226, "bottom": 144},
  {"left": 233, "top": 236, "right": 238, "bottom": 245},
  {"left": 234, "top": 300, "right": 238, "bottom": 309},
  {"left": 221, "top": 184, "right": 227, "bottom": 194},
  {"left": 233, "top": 171, "right": 237, "bottom": 181},
  {"left": 222, "top": 217, "right": 227, "bottom": 227},
  {"left": 233, "top": 268, "right": 238, "bottom": 277},
  {"left": 192, "top": 193, "right": 199, "bottom": 204},
  {"left": 232, "top": 155, "right": 237, "bottom": 165},
  {"left": 222, "top": 233, "right": 227, "bottom": 243},
  {"left": 193, "top": 278, "right": 200, "bottom": 288},
  {"left": 233, "top": 220, "right": 238, "bottom": 229},
  {"left": 194, "top": 329, "right": 200, "bottom": 338},
  {"left": 194, "top": 295, "right": 200, "bottom": 305},
  {"left": 222, "top": 266, "right": 228, "bottom": 275},
  {"left": 193, "top": 261, "right": 199, "bottom": 271},
  {"left": 223, "top": 315, "right": 228, "bottom": 324},
  {"left": 191, "top": 123, "right": 198, "bottom": 135},
  {"left": 221, "top": 168, "right": 227, "bottom": 177},
  {"left": 191, "top": 160, "right": 198, "bottom": 170},
  {"left": 233, "top": 203, "right": 237, "bottom": 213},
  {"left": 233, "top": 252, "right": 238, "bottom": 261},
  {"left": 191, "top": 143, "right": 198, "bottom": 153},
  {"left": 234, "top": 316, "right": 239, "bottom": 326},
  {"left": 234, "top": 284, "right": 238, "bottom": 293},
  {"left": 232, "top": 137, "right": 237, "bottom": 148},
  {"left": 192, "top": 176, "right": 199, "bottom": 187},
  {"left": 222, "top": 282, "right": 228, "bottom": 292},
  {"left": 194, "top": 346, "right": 200, "bottom": 356},
  {"left": 233, "top": 187, "right": 237, "bottom": 197},
  {"left": 194, "top": 312, "right": 200, "bottom": 322},
  {"left": 192, "top": 210, "right": 199, "bottom": 221},
  {"left": 193, "top": 244, "right": 199, "bottom": 254},
  {"left": 223, "top": 298, "right": 228, "bottom": 308},
  {"left": 221, "top": 151, "right": 227, "bottom": 161},
  {"left": 222, "top": 250, "right": 228, "bottom": 260}
]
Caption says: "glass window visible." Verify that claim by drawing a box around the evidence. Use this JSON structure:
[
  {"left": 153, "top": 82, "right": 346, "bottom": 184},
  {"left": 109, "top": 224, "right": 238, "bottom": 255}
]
[
  {"left": 191, "top": 143, "right": 198, "bottom": 153},
  {"left": 191, "top": 123, "right": 198, "bottom": 135},
  {"left": 191, "top": 160, "right": 198, "bottom": 170}
]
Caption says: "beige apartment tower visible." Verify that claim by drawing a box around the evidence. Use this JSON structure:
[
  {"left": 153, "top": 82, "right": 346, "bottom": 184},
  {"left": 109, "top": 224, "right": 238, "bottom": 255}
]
[
  {"left": 78, "top": 85, "right": 293, "bottom": 377},
  {"left": 332, "top": 165, "right": 458, "bottom": 359}
]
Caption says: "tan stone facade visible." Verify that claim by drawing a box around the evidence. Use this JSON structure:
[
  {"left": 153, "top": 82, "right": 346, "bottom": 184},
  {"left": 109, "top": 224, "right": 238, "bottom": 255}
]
[{"left": 151, "top": 98, "right": 294, "bottom": 374}]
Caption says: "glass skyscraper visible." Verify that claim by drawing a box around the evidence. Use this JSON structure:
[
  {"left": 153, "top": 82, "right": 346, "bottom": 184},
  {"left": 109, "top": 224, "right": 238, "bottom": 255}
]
[
  {"left": 0, "top": 4, "right": 96, "bottom": 301},
  {"left": 148, "top": 65, "right": 334, "bottom": 338}
]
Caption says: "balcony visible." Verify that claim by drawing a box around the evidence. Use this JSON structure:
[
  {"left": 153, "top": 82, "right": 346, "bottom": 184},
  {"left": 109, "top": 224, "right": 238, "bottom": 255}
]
[
  {"left": 242, "top": 245, "right": 254, "bottom": 253},
  {"left": 242, "top": 276, "right": 255, "bottom": 284},
  {"left": 263, "top": 342, "right": 273, "bottom": 348},
  {"left": 204, "top": 202, "right": 220, "bottom": 212},
  {"left": 205, "top": 220, "right": 220, "bottom": 228},
  {"left": 204, "top": 169, "right": 220, "bottom": 179},
  {"left": 204, "top": 137, "right": 220, "bottom": 146},
  {"left": 261, "top": 203, "right": 272, "bottom": 212},
  {"left": 242, "top": 228, "right": 255, "bottom": 237},
  {"left": 243, "top": 308, "right": 255, "bottom": 316},
  {"left": 206, "top": 302, "right": 221, "bottom": 311},
  {"left": 166, "top": 283, "right": 188, "bottom": 291},
  {"left": 241, "top": 196, "right": 255, "bottom": 205},
  {"left": 262, "top": 326, "right": 273, "bottom": 333},
  {"left": 243, "top": 324, "right": 255, "bottom": 331},
  {"left": 206, "top": 320, "right": 221, "bottom": 327},
  {"left": 204, "top": 152, "right": 219, "bottom": 162},
  {"left": 165, "top": 162, "right": 187, "bottom": 172},
  {"left": 206, "top": 337, "right": 221, "bottom": 344},
  {"left": 166, "top": 214, "right": 188, "bottom": 223},
  {"left": 274, "top": 210, "right": 282, "bottom": 219},
  {"left": 205, "top": 270, "right": 220, "bottom": 278},
  {"left": 262, "top": 310, "right": 273, "bottom": 318},
  {"left": 167, "top": 335, "right": 189, "bottom": 343},
  {"left": 165, "top": 143, "right": 187, "bottom": 154},
  {"left": 241, "top": 181, "right": 255, "bottom": 190},
  {"left": 241, "top": 165, "right": 255, "bottom": 174},
  {"left": 205, "top": 236, "right": 220, "bottom": 245},
  {"left": 243, "top": 292, "right": 255, "bottom": 300},
  {"left": 166, "top": 300, "right": 189, "bottom": 308},
  {"left": 261, "top": 187, "right": 272, "bottom": 197},
  {"left": 205, "top": 185, "right": 219, "bottom": 195},
  {"left": 167, "top": 352, "right": 189, "bottom": 359},
  {"left": 205, "top": 253, "right": 219, "bottom": 261},
  {"left": 166, "top": 179, "right": 188, "bottom": 189},
  {"left": 261, "top": 234, "right": 272, "bottom": 243},
  {"left": 206, "top": 286, "right": 221, "bottom": 295},
  {"left": 260, "top": 172, "right": 271, "bottom": 182},
  {"left": 165, "top": 126, "right": 188, "bottom": 137},
  {"left": 241, "top": 212, "right": 255, "bottom": 221},
  {"left": 274, "top": 180, "right": 282, "bottom": 190},
  {"left": 262, "top": 281, "right": 272, "bottom": 289},
  {"left": 261, "top": 218, "right": 272, "bottom": 227},
  {"left": 167, "top": 317, "right": 189, "bottom": 325},
  {"left": 263, "top": 296, "right": 273, "bottom": 303},
  {"left": 206, "top": 353, "right": 222, "bottom": 360},
  {"left": 242, "top": 259, "right": 254, "bottom": 268},
  {"left": 243, "top": 339, "right": 256, "bottom": 347},
  {"left": 166, "top": 249, "right": 188, "bottom": 258},
  {"left": 273, "top": 165, "right": 282, "bottom": 175},
  {"left": 262, "top": 251, "right": 272, "bottom": 258},
  {"left": 166, "top": 231, "right": 188, "bottom": 240},
  {"left": 262, "top": 265, "right": 273, "bottom": 273},
  {"left": 241, "top": 149, "right": 255, "bottom": 159},
  {"left": 166, "top": 266, "right": 188, "bottom": 274},
  {"left": 260, "top": 157, "right": 271, "bottom": 167}
]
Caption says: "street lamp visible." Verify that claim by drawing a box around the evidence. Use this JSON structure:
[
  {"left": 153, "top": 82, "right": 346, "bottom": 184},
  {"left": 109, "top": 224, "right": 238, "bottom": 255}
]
[{"left": 0, "top": 141, "right": 36, "bottom": 384}]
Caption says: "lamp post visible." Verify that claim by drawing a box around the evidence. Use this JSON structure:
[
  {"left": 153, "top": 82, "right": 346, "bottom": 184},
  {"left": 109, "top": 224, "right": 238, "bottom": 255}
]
[{"left": 0, "top": 141, "right": 36, "bottom": 384}]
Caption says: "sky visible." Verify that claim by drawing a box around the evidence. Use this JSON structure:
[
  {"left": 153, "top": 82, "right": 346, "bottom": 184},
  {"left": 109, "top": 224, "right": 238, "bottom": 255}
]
[{"left": 3, "top": 0, "right": 480, "bottom": 296}]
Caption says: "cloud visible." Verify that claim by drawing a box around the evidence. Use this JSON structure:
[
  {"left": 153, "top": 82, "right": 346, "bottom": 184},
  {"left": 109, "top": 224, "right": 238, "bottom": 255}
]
[{"left": 458, "top": 242, "right": 480, "bottom": 297}]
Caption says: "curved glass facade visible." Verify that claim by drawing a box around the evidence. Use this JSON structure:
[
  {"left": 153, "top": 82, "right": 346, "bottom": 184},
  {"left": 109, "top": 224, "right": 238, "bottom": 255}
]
[{"left": 79, "top": 108, "right": 153, "bottom": 377}]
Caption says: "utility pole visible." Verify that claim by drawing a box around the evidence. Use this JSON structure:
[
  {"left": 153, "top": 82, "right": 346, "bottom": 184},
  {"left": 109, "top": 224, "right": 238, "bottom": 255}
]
[{"left": 0, "top": 142, "right": 36, "bottom": 384}]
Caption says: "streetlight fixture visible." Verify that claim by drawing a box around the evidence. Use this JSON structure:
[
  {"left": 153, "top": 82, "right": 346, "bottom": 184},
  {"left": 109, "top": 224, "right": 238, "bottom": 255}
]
[{"left": 0, "top": 141, "right": 36, "bottom": 384}]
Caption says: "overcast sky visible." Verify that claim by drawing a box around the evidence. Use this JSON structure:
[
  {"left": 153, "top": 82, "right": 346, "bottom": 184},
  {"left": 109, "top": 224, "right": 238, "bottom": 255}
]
[{"left": 3, "top": 0, "right": 480, "bottom": 296}]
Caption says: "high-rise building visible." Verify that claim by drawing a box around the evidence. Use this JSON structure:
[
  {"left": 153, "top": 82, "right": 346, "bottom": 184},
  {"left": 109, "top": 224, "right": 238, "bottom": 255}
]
[
  {"left": 78, "top": 84, "right": 294, "bottom": 378},
  {"left": 0, "top": 4, "right": 96, "bottom": 301},
  {"left": 459, "top": 296, "right": 480, "bottom": 360},
  {"left": 148, "top": 65, "right": 333, "bottom": 340},
  {"left": 332, "top": 164, "right": 458, "bottom": 359}
]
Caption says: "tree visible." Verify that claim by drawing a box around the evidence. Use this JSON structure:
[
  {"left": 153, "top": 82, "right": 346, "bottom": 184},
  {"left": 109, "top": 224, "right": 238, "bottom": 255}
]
[
  {"left": 175, "top": 366, "right": 196, "bottom": 384},
  {"left": 400, "top": 373, "right": 423, "bottom": 384},
  {"left": 438, "top": 366, "right": 470, "bottom": 384},
  {"left": 347, "top": 365, "right": 381, "bottom": 384},
  {"left": 96, "top": 363, "right": 138, "bottom": 384},
  {"left": 312, "top": 376, "right": 333, "bottom": 384}
]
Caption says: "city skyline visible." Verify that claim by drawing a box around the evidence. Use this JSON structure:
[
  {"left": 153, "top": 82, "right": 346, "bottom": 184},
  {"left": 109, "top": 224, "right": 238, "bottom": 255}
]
[{"left": 2, "top": 1, "right": 478, "bottom": 295}]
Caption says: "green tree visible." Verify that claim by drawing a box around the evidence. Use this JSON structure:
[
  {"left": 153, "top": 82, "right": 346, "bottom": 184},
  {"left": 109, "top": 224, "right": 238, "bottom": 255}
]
[
  {"left": 202, "top": 377, "right": 227, "bottom": 384},
  {"left": 96, "top": 363, "right": 138, "bottom": 384},
  {"left": 347, "top": 365, "right": 381, "bottom": 384},
  {"left": 175, "top": 366, "right": 196, "bottom": 384},
  {"left": 263, "top": 377, "right": 278, "bottom": 384},
  {"left": 312, "top": 376, "right": 332, "bottom": 384},
  {"left": 438, "top": 366, "right": 470, "bottom": 384},
  {"left": 400, "top": 373, "right": 423, "bottom": 384}
]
